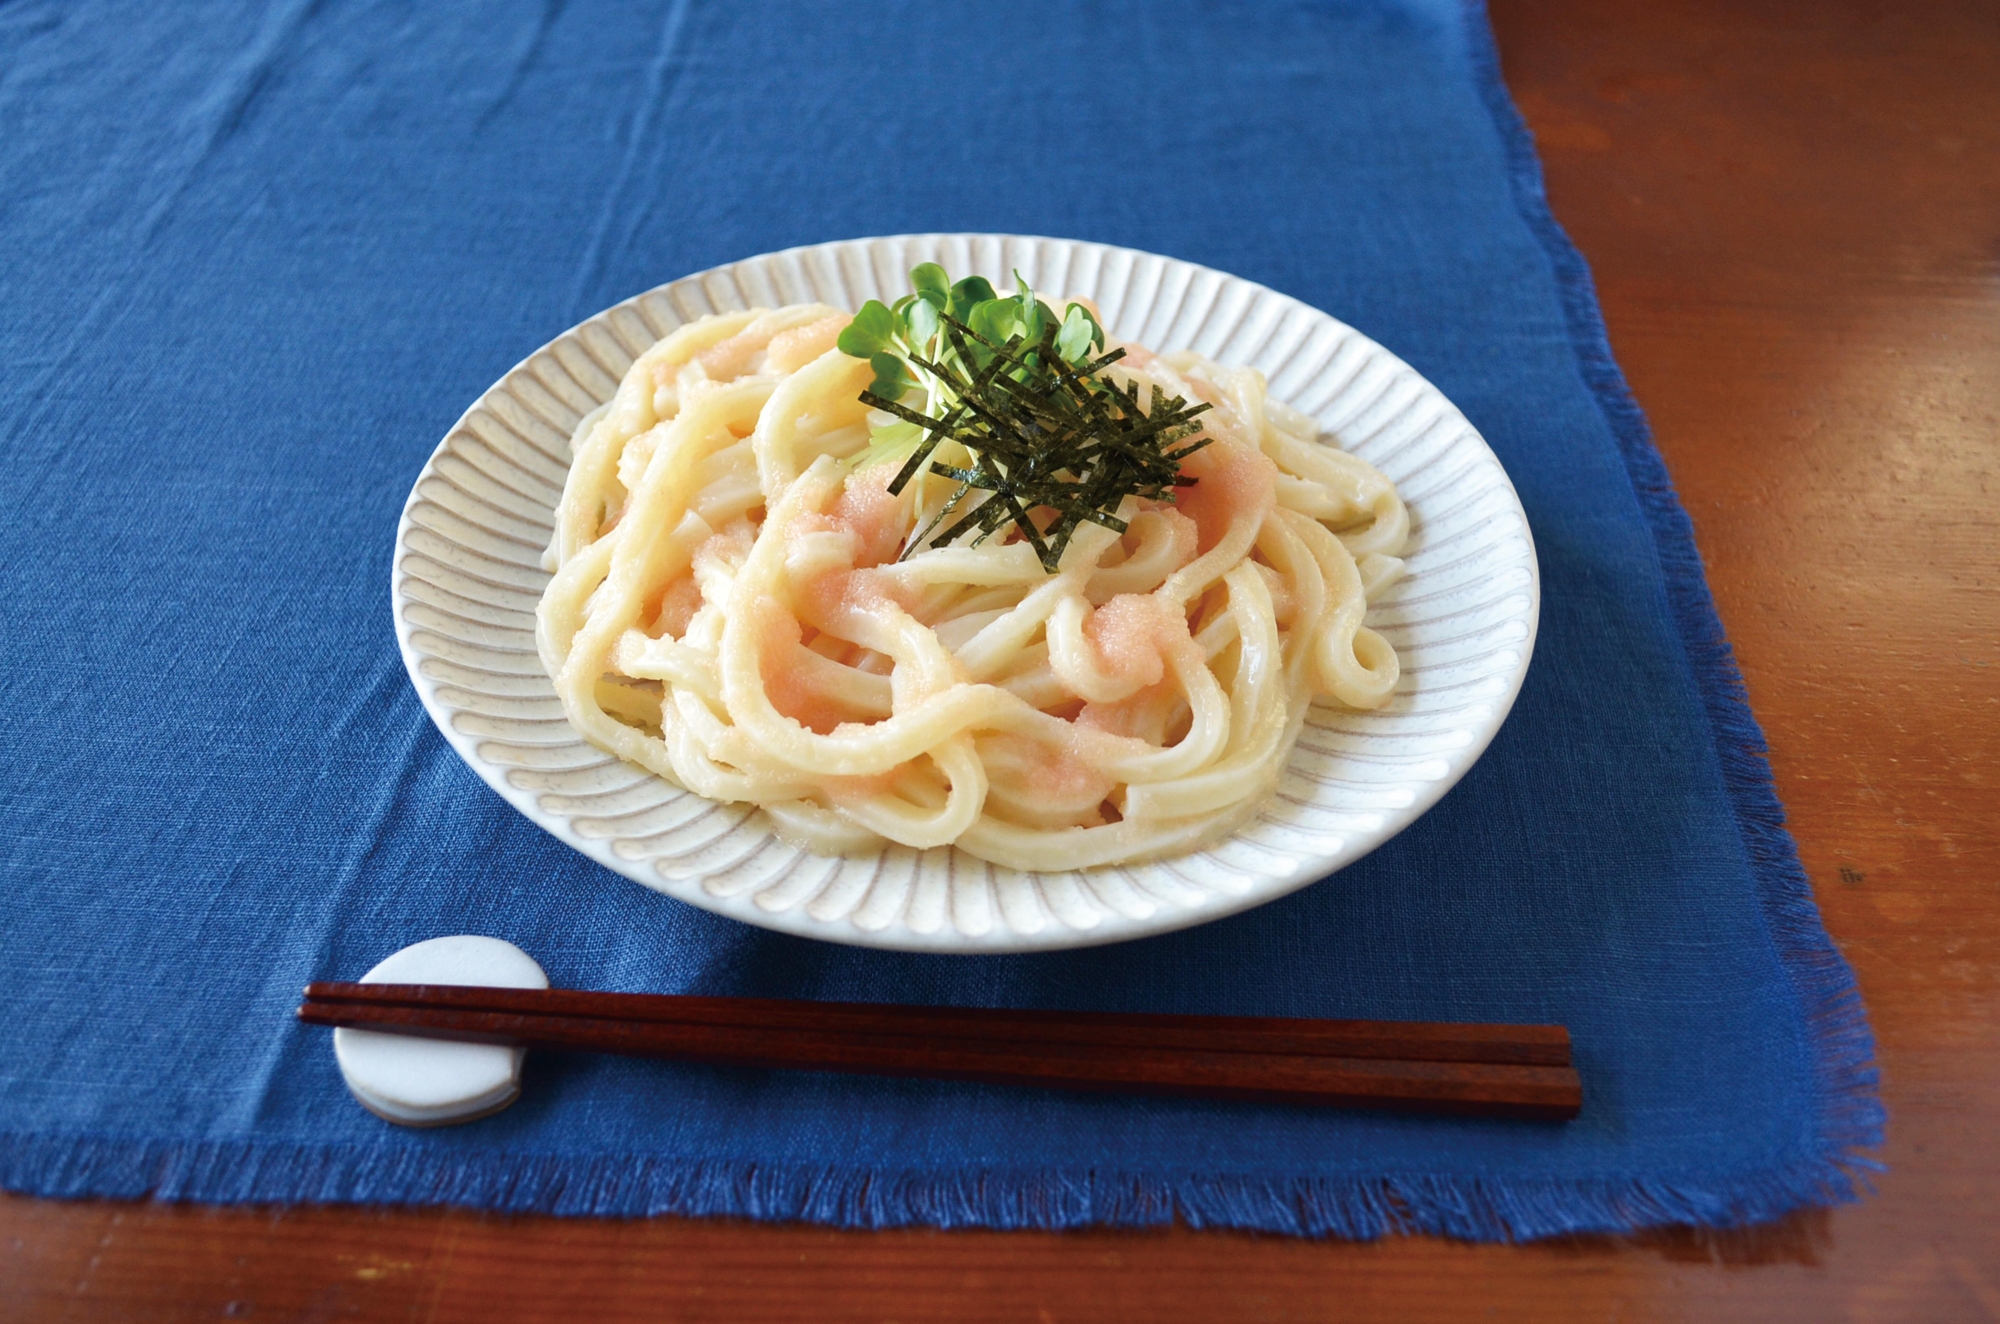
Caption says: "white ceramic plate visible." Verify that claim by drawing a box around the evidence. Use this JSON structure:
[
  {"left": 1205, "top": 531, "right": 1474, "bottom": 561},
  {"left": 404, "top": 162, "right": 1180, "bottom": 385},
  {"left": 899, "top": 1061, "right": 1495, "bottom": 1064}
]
[{"left": 393, "top": 235, "right": 1538, "bottom": 952}]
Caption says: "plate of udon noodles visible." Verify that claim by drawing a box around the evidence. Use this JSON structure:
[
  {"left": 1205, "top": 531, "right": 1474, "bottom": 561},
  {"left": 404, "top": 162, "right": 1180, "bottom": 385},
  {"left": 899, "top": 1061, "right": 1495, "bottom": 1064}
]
[{"left": 393, "top": 235, "right": 1538, "bottom": 952}]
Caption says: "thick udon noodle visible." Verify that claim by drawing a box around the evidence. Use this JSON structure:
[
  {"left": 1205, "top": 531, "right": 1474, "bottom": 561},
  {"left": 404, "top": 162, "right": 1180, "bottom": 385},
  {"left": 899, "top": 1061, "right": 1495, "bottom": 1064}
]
[{"left": 536, "top": 302, "right": 1408, "bottom": 871}]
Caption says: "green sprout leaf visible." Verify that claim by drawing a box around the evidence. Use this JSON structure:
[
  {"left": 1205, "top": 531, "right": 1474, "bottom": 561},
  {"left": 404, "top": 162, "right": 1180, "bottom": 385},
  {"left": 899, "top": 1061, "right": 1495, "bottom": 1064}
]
[
  {"left": 966, "top": 298, "right": 1020, "bottom": 353},
  {"left": 911, "top": 262, "right": 951, "bottom": 309},
  {"left": 868, "top": 351, "right": 913, "bottom": 401},
  {"left": 837, "top": 299, "right": 897, "bottom": 359},
  {"left": 1020, "top": 299, "right": 1049, "bottom": 351},
  {"left": 1058, "top": 303, "right": 1104, "bottom": 363},
  {"left": 945, "top": 275, "right": 998, "bottom": 324},
  {"left": 1012, "top": 270, "right": 1054, "bottom": 356},
  {"left": 905, "top": 296, "right": 940, "bottom": 349}
]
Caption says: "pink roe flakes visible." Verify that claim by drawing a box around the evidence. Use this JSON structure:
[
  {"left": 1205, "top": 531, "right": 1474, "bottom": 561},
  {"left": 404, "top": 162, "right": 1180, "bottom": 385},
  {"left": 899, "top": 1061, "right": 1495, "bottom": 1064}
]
[
  {"left": 1085, "top": 593, "right": 1190, "bottom": 690},
  {"left": 1174, "top": 437, "right": 1277, "bottom": 553}
]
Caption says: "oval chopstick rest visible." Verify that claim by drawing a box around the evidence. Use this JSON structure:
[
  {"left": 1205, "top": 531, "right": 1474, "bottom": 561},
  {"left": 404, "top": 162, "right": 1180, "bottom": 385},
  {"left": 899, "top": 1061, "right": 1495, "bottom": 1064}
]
[{"left": 331, "top": 936, "right": 548, "bottom": 1126}]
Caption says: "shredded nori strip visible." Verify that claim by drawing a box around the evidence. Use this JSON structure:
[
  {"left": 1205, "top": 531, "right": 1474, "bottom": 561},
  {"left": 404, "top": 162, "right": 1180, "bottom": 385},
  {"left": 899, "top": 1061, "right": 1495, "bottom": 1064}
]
[{"left": 858, "top": 316, "right": 1213, "bottom": 572}]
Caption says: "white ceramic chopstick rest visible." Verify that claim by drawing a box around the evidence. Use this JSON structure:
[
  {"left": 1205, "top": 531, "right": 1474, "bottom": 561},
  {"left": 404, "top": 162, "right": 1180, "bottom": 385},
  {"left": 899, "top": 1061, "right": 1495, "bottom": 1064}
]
[{"left": 332, "top": 935, "right": 548, "bottom": 1127}]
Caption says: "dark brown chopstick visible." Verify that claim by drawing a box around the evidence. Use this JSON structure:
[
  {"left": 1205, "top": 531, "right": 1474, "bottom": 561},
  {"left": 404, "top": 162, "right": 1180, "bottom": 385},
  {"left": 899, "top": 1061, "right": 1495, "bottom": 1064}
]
[
  {"left": 305, "top": 983, "right": 1572, "bottom": 1066},
  {"left": 298, "top": 984, "right": 1580, "bottom": 1121}
]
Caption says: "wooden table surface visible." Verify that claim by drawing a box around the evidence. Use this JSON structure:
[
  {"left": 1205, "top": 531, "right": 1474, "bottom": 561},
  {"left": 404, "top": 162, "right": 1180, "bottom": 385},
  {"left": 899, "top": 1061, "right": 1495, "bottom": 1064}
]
[{"left": 7, "top": 0, "right": 1996, "bottom": 1318}]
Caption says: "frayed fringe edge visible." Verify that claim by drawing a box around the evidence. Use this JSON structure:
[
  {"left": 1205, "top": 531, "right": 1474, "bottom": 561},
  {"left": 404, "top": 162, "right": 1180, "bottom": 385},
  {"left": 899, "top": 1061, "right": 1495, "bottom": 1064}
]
[
  {"left": 0, "top": 1132, "right": 1876, "bottom": 1241},
  {"left": 1459, "top": 0, "right": 1885, "bottom": 1200}
]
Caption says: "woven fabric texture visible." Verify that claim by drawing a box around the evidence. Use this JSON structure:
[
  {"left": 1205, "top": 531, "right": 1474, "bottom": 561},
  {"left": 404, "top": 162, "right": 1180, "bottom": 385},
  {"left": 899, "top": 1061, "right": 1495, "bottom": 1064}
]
[{"left": 0, "top": 0, "right": 1880, "bottom": 1238}]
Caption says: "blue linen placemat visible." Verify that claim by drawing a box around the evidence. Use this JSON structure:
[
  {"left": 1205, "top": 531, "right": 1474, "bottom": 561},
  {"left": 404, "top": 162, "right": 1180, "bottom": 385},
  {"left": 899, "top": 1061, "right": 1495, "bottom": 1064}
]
[{"left": 0, "top": 0, "right": 1882, "bottom": 1239}]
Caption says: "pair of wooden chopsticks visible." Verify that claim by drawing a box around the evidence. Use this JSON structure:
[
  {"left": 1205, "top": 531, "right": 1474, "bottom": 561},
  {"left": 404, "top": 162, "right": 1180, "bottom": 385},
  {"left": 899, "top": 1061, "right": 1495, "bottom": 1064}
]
[{"left": 298, "top": 983, "right": 1581, "bottom": 1121}]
